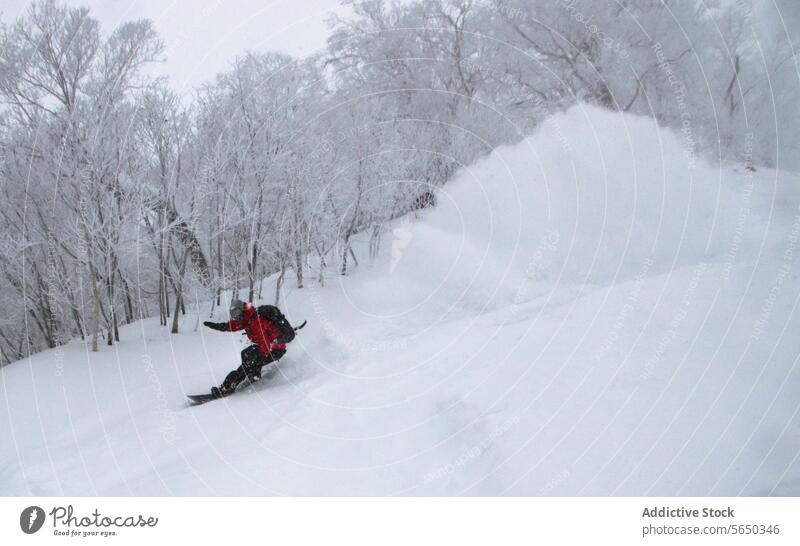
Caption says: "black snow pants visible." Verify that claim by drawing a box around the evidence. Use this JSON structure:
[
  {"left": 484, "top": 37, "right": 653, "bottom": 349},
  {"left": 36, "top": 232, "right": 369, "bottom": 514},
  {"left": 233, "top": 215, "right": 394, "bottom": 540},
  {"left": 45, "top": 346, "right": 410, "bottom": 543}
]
[{"left": 221, "top": 345, "right": 286, "bottom": 391}]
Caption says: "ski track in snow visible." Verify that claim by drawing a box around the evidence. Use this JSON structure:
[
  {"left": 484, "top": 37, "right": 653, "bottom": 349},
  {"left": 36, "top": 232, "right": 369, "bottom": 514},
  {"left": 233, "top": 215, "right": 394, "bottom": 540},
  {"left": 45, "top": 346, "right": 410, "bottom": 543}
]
[{"left": 1, "top": 105, "right": 799, "bottom": 495}]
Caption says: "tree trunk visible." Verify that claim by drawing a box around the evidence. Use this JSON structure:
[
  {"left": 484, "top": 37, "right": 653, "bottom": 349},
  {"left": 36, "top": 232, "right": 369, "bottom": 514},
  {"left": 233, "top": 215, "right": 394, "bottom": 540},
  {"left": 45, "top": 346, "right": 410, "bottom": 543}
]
[
  {"left": 340, "top": 236, "right": 349, "bottom": 276},
  {"left": 90, "top": 269, "right": 100, "bottom": 353},
  {"left": 295, "top": 245, "right": 304, "bottom": 288},
  {"left": 248, "top": 239, "right": 258, "bottom": 303},
  {"left": 117, "top": 269, "right": 134, "bottom": 323},
  {"left": 274, "top": 257, "right": 286, "bottom": 306},
  {"left": 158, "top": 276, "right": 166, "bottom": 326},
  {"left": 170, "top": 290, "right": 182, "bottom": 334}
]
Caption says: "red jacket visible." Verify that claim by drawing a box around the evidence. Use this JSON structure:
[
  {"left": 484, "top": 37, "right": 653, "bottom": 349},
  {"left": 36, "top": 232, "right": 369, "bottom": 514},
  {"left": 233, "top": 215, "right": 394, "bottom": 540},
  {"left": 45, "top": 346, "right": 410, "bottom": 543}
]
[{"left": 226, "top": 304, "right": 286, "bottom": 356}]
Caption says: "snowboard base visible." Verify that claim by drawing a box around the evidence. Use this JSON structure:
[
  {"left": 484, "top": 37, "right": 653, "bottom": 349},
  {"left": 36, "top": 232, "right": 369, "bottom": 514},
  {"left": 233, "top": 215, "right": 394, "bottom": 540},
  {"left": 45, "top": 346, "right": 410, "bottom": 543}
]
[{"left": 186, "top": 391, "right": 229, "bottom": 405}]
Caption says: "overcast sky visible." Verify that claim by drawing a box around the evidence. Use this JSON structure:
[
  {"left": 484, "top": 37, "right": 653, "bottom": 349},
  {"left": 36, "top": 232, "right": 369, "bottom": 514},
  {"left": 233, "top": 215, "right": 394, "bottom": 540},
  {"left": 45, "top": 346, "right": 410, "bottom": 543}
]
[
  {"left": 1, "top": 0, "right": 796, "bottom": 97},
  {"left": 1, "top": 0, "right": 348, "bottom": 94}
]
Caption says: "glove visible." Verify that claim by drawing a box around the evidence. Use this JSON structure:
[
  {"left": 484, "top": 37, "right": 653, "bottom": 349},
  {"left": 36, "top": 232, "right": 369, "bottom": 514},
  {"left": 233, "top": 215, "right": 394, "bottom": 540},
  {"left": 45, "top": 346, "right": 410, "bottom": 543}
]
[{"left": 203, "top": 321, "right": 228, "bottom": 332}]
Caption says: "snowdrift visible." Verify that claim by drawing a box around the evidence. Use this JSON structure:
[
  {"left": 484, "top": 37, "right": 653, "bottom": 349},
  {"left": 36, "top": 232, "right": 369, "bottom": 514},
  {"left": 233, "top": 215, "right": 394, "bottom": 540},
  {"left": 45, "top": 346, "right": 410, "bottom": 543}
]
[
  {"left": 337, "top": 105, "right": 745, "bottom": 329},
  {"left": 2, "top": 105, "right": 799, "bottom": 496}
]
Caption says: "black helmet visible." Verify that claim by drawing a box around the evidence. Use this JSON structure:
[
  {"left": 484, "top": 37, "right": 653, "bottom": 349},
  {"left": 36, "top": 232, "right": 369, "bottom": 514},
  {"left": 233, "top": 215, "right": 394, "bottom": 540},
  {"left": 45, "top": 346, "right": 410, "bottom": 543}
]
[{"left": 229, "top": 299, "right": 245, "bottom": 320}]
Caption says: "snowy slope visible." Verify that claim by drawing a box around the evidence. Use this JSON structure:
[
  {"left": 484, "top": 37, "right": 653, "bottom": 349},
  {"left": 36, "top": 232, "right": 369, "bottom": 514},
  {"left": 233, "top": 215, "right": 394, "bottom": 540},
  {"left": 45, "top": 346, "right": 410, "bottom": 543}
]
[{"left": 2, "top": 105, "right": 799, "bottom": 495}]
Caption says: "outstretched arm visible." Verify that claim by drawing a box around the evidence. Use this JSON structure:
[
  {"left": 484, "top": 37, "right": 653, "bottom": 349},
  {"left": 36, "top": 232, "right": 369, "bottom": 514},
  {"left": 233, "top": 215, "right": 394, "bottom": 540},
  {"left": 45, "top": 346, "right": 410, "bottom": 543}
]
[
  {"left": 203, "top": 321, "right": 228, "bottom": 331},
  {"left": 203, "top": 320, "right": 246, "bottom": 332}
]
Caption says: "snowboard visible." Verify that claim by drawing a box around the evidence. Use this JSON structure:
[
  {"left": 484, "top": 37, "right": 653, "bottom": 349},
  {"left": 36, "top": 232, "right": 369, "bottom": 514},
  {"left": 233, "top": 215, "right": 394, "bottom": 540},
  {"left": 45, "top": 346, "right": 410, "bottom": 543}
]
[
  {"left": 186, "top": 391, "right": 230, "bottom": 405},
  {"left": 186, "top": 379, "right": 258, "bottom": 406},
  {"left": 186, "top": 364, "right": 284, "bottom": 406}
]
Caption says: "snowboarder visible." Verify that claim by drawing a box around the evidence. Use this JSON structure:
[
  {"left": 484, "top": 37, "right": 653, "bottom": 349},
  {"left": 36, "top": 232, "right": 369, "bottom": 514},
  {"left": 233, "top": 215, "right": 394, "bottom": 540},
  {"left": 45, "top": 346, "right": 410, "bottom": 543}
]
[{"left": 202, "top": 299, "right": 296, "bottom": 398}]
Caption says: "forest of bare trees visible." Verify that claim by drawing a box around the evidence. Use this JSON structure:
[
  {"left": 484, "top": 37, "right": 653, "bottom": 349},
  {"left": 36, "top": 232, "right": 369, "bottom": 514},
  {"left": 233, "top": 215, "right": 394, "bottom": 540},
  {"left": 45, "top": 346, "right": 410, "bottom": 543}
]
[{"left": 0, "top": 0, "right": 796, "bottom": 364}]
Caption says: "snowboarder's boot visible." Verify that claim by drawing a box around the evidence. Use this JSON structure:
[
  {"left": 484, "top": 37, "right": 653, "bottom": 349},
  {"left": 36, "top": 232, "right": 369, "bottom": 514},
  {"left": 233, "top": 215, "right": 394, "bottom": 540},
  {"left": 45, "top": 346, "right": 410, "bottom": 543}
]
[{"left": 211, "top": 385, "right": 235, "bottom": 398}]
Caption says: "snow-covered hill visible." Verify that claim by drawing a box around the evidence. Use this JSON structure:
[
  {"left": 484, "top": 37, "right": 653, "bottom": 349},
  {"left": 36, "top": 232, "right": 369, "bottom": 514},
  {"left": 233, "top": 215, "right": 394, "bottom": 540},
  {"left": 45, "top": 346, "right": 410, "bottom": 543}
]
[{"left": 2, "top": 105, "right": 799, "bottom": 495}]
